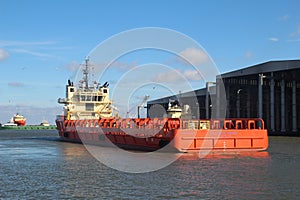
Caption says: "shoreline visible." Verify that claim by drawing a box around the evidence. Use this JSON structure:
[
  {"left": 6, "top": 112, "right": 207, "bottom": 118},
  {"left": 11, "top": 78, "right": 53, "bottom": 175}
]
[{"left": 0, "top": 125, "right": 57, "bottom": 130}]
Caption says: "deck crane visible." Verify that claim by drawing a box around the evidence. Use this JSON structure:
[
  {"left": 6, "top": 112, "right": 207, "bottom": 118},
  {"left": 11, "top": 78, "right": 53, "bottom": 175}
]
[
  {"left": 137, "top": 95, "right": 150, "bottom": 118},
  {"left": 126, "top": 95, "right": 150, "bottom": 118}
]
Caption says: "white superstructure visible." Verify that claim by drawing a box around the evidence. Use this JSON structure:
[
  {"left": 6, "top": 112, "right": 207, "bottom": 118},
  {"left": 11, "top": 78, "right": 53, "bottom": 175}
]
[{"left": 58, "top": 58, "right": 113, "bottom": 120}]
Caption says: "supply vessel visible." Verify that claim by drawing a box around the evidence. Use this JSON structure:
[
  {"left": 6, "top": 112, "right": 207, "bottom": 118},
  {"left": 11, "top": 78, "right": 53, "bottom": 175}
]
[
  {"left": 56, "top": 58, "right": 268, "bottom": 153},
  {"left": 0, "top": 114, "right": 56, "bottom": 130}
]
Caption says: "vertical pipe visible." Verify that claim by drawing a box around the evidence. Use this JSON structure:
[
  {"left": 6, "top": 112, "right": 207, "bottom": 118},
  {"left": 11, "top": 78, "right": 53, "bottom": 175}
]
[
  {"left": 292, "top": 80, "right": 297, "bottom": 132},
  {"left": 281, "top": 79, "right": 286, "bottom": 132},
  {"left": 237, "top": 90, "right": 241, "bottom": 118},
  {"left": 226, "top": 85, "right": 230, "bottom": 118},
  {"left": 258, "top": 74, "right": 263, "bottom": 119},
  {"left": 205, "top": 82, "right": 209, "bottom": 119},
  {"left": 216, "top": 78, "right": 220, "bottom": 119},
  {"left": 270, "top": 73, "right": 275, "bottom": 131},
  {"left": 247, "top": 89, "right": 251, "bottom": 118}
]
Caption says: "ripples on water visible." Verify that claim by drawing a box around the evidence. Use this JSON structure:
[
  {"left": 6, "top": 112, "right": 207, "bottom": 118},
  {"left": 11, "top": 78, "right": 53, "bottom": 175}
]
[{"left": 0, "top": 130, "right": 299, "bottom": 199}]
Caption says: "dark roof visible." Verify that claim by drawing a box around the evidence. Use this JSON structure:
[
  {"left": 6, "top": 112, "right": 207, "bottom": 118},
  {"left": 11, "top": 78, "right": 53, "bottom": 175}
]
[
  {"left": 148, "top": 59, "right": 300, "bottom": 103},
  {"left": 218, "top": 59, "right": 300, "bottom": 79},
  {"left": 148, "top": 87, "right": 211, "bottom": 104}
]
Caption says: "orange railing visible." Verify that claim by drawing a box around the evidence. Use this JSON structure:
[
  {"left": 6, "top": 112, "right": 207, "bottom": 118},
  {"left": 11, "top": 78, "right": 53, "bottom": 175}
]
[
  {"left": 61, "top": 118, "right": 179, "bottom": 130},
  {"left": 60, "top": 117, "right": 265, "bottom": 131},
  {"left": 180, "top": 118, "right": 265, "bottom": 130}
]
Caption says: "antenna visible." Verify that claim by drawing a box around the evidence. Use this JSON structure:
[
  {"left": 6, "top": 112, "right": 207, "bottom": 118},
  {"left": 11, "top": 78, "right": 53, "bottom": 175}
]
[{"left": 83, "top": 57, "right": 89, "bottom": 89}]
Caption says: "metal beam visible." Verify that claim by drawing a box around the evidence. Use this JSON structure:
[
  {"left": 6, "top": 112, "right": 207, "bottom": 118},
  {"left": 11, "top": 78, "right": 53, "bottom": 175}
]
[
  {"left": 236, "top": 89, "right": 242, "bottom": 118},
  {"left": 281, "top": 79, "right": 286, "bottom": 132},
  {"left": 226, "top": 85, "right": 230, "bottom": 118},
  {"left": 258, "top": 74, "right": 265, "bottom": 118},
  {"left": 292, "top": 80, "right": 297, "bottom": 132},
  {"left": 270, "top": 73, "right": 275, "bottom": 131},
  {"left": 247, "top": 90, "right": 250, "bottom": 118},
  {"left": 216, "top": 78, "right": 220, "bottom": 118},
  {"left": 205, "top": 82, "right": 209, "bottom": 119}
]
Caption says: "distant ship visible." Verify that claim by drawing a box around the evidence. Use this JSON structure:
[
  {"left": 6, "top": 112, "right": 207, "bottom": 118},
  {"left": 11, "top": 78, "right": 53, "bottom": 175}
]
[
  {"left": 1, "top": 113, "right": 26, "bottom": 127},
  {"left": 0, "top": 114, "right": 56, "bottom": 130},
  {"left": 40, "top": 120, "right": 50, "bottom": 126},
  {"left": 56, "top": 58, "right": 268, "bottom": 152}
]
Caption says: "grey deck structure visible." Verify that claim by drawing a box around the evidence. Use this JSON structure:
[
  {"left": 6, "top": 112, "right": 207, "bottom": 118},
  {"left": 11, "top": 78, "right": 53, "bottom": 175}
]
[{"left": 147, "top": 60, "right": 300, "bottom": 135}]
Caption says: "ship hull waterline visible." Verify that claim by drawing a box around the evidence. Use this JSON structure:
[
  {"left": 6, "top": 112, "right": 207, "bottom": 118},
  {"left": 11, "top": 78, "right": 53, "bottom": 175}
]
[{"left": 56, "top": 120, "right": 268, "bottom": 153}]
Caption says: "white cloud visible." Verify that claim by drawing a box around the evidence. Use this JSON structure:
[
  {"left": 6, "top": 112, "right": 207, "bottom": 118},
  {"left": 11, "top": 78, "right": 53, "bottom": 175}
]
[
  {"left": 287, "top": 39, "right": 300, "bottom": 42},
  {"left": 290, "top": 24, "right": 300, "bottom": 37},
  {"left": 153, "top": 69, "right": 202, "bottom": 83},
  {"left": 279, "top": 14, "right": 290, "bottom": 21},
  {"left": 183, "top": 70, "right": 202, "bottom": 81},
  {"left": 245, "top": 51, "right": 252, "bottom": 59},
  {"left": 0, "top": 48, "right": 9, "bottom": 60},
  {"left": 109, "top": 61, "right": 137, "bottom": 71},
  {"left": 12, "top": 49, "right": 57, "bottom": 58},
  {"left": 0, "top": 40, "right": 63, "bottom": 60},
  {"left": 8, "top": 82, "right": 25, "bottom": 87},
  {"left": 0, "top": 40, "right": 55, "bottom": 47},
  {"left": 269, "top": 37, "right": 279, "bottom": 42},
  {"left": 178, "top": 48, "right": 209, "bottom": 66},
  {"left": 153, "top": 70, "right": 181, "bottom": 83},
  {"left": 64, "top": 61, "right": 80, "bottom": 72}
]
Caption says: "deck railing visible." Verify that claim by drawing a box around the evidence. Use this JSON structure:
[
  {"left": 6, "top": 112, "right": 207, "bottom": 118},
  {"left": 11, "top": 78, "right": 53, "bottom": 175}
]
[{"left": 59, "top": 117, "right": 265, "bottom": 131}]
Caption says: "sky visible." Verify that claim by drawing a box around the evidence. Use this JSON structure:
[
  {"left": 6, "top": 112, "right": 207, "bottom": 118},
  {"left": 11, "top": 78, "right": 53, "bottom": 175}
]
[{"left": 0, "top": 0, "right": 300, "bottom": 124}]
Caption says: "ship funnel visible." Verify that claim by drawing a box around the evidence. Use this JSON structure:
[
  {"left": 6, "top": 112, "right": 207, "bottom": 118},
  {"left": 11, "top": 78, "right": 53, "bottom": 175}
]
[{"left": 102, "top": 82, "right": 109, "bottom": 88}]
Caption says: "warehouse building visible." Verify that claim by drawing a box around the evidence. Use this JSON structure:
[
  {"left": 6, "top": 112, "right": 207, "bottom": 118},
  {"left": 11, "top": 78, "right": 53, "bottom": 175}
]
[{"left": 147, "top": 60, "right": 300, "bottom": 135}]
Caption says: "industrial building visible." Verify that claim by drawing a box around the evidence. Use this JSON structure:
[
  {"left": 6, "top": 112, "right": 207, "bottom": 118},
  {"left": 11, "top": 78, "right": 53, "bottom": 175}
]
[{"left": 147, "top": 60, "right": 300, "bottom": 135}]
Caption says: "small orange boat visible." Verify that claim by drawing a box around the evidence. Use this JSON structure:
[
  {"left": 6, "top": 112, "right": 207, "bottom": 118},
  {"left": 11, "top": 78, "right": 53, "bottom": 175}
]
[{"left": 55, "top": 58, "right": 268, "bottom": 153}]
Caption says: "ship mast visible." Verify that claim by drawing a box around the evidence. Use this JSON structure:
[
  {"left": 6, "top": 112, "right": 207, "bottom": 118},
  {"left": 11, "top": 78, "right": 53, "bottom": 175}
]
[{"left": 83, "top": 57, "right": 89, "bottom": 90}]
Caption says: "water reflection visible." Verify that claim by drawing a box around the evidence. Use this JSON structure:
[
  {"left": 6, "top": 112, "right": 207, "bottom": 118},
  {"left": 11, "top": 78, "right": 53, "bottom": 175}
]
[
  {"left": 0, "top": 131, "right": 300, "bottom": 199},
  {"left": 62, "top": 144, "right": 89, "bottom": 159},
  {"left": 178, "top": 151, "right": 270, "bottom": 160}
]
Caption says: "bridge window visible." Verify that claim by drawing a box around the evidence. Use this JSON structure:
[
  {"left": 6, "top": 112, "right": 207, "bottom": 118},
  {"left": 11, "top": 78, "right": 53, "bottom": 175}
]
[
  {"left": 86, "top": 103, "right": 94, "bottom": 111},
  {"left": 93, "top": 96, "right": 97, "bottom": 101},
  {"left": 73, "top": 95, "right": 80, "bottom": 102}
]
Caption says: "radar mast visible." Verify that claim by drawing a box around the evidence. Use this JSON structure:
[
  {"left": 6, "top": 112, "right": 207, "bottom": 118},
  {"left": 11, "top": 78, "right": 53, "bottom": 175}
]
[{"left": 82, "top": 57, "right": 89, "bottom": 90}]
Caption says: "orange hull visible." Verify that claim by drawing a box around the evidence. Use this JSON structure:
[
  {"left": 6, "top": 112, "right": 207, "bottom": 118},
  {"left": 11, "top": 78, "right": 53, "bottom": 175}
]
[
  {"left": 56, "top": 118, "right": 268, "bottom": 153},
  {"left": 173, "top": 129, "right": 268, "bottom": 152},
  {"left": 14, "top": 119, "right": 26, "bottom": 126}
]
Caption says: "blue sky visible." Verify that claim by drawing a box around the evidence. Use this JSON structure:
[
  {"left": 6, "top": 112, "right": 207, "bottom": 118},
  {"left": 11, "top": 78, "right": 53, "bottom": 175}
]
[{"left": 0, "top": 0, "right": 300, "bottom": 124}]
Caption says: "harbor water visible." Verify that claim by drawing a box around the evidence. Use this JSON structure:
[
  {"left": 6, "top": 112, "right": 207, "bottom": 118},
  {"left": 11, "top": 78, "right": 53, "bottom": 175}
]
[{"left": 0, "top": 130, "right": 299, "bottom": 199}]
